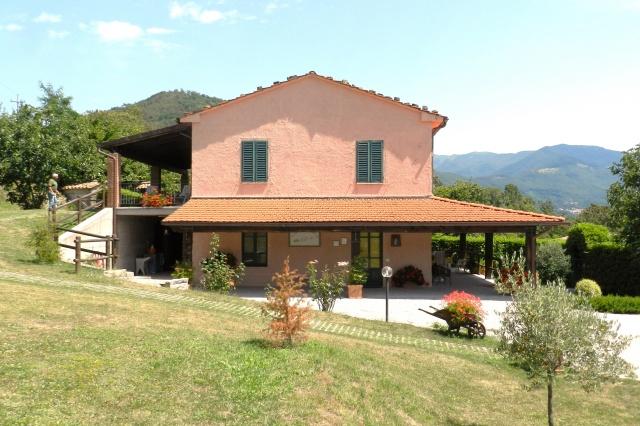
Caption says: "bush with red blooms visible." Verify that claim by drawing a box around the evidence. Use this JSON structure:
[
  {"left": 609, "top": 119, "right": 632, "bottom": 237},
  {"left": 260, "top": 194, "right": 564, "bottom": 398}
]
[
  {"left": 495, "top": 249, "right": 534, "bottom": 294},
  {"left": 442, "top": 290, "right": 484, "bottom": 324},
  {"left": 391, "top": 265, "right": 427, "bottom": 287},
  {"left": 141, "top": 193, "right": 173, "bottom": 207}
]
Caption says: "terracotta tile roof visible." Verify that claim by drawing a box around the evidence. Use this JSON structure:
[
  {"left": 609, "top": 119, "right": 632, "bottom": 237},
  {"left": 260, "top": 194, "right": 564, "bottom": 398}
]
[
  {"left": 181, "top": 71, "right": 447, "bottom": 127},
  {"left": 162, "top": 196, "right": 565, "bottom": 227},
  {"left": 62, "top": 181, "right": 100, "bottom": 190}
]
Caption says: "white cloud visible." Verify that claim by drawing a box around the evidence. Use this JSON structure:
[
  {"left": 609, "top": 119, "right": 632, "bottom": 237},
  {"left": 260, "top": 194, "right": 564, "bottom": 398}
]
[
  {"left": 169, "top": 1, "right": 226, "bottom": 23},
  {"left": 265, "top": 1, "right": 288, "bottom": 14},
  {"left": 48, "top": 29, "right": 69, "bottom": 39},
  {"left": 34, "top": 12, "right": 62, "bottom": 23},
  {"left": 0, "top": 23, "right": 23, "bottom": 31},
  {"left": 94, "top": 20, "right": 143, "bottom": 42},
  {"left": 146, "top": 27, "right": 175, "bottom": 35}
]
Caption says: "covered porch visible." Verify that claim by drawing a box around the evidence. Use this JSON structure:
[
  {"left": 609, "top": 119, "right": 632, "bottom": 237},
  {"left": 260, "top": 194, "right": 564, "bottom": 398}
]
[
  {"left": 163, "top": 197, "right": 565, "bottom": 288},
  {"left": 99, "top": 124, "right": 194, "bottom": 274}
]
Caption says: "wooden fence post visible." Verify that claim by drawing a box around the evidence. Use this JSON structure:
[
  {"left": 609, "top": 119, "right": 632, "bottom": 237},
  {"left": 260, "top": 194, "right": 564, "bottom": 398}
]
[
  {"left": 105, "top": 236, "right": 112, "bottom": 270},
  {"left": 75, "top": 236, "right": 82, "bottom": 274},
  {"left": 76, "top": 198, "right": 81, "bottom": 225}
]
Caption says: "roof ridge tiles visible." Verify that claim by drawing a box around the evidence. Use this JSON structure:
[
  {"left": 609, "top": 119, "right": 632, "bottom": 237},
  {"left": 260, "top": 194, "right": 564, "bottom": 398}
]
[{"left": 181, "top": 71, "right": 447, "bottom": 121}]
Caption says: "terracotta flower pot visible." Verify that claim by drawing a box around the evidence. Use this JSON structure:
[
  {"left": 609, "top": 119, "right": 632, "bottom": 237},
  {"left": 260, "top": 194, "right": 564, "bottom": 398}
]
[{"left": 347, "top": 284, "right": 363, "bottom": 299}]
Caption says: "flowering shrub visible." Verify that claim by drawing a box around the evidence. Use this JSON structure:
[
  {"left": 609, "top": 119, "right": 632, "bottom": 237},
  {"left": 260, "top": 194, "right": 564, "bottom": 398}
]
[
  {"left": 391, "top": 265, "right": 426, "bottom": 287},
  {"left": 307, "top": 260, "right": 349, "bottom": 312},
  {"left": 442, "top": 290, "right": 484, "bottom": 324},
  {"left": 201, "top": 233, "right": 245, "bottom": 293},
  {"left": 494, "top": 249, "right": 534, "bottom": 294},
  {"left": 141, "top": 193, "right": 173, "bottom": 207}
]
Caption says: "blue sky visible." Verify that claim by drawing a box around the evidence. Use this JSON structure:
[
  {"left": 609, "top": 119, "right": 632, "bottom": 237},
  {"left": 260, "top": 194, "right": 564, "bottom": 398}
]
[{"left": 0, "top": 0, "right": 638, "bottom": 154}]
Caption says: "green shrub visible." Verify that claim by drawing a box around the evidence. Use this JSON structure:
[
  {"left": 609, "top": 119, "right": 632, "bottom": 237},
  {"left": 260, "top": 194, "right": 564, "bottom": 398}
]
[
  {"left": 171, "top": 261, "right": 193, "bottom": 280},
  {"left": 349, "top": 256, "right": 368, "bottom": 285},
  {"left": 583, "top": 244, "right": 640, "bottom": 296},
  {"left": 590, "top": 295, "right": 640, "bottom": 314},
  {"left": 200, "top": 233, "right": 245, "bottom": 293},
  {"left": 575, "top": 279, "right": 602, "bottom": 298},
  {"left": 306, "top": 260, "right": 349, "bottom": 312},
  {"left": 565, "top": 223, "right": 613, "bottom": 284},
  {"left": 27, "top": 221, "right": 59, "bottom": 263},
  {"left": 536, "top": 243, "right": 570, "bottom": 284}
]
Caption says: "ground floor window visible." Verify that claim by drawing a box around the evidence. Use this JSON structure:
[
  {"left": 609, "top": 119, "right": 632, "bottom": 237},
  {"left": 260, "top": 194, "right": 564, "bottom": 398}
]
[{"left": 242, "top": 232, "right": 267, "bottom": 266}]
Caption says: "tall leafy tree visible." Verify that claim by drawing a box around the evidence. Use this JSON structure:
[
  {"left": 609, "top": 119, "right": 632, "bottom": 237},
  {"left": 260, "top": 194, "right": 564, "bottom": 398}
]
[
  {"left": 576, "top": 204, "right": 613, "bottom": 229},
  {"left": 0, "top": 84, "right": 103, "bottom": 208},
  {"left": 86, "top": 108, "right": 150, "bottom": 181},
  {"left": 608, "top": 144, "right": 640, "bottom": 251}
]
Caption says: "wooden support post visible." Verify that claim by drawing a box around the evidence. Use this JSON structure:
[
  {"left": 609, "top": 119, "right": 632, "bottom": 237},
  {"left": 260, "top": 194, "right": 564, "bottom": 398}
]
[
  {"left": 484, "top": 232, "right": 494, "bottom": 279},
  {"left": 459, "top": 233, "right": 467, "bottom": 264},
  {"left": 74, "top": 236, "right": 82, "bottom": 274},
  {"left": 151, "top": 166, "right": 162, "bottom": 191},
  {"left": 106, "top": 153, "right": 121, "bottom": 208},
  {"left": 105, "top": 236, "right": 112, "bottom": 270},
  {"left": 76, "top": 199, "right": 81, "bottom": 225},
  {"left": 50, "top": 207, "right": 57, "bottom": 240},
  {"left": 525, "top": 228, "right": 537, "bottom": 284}
]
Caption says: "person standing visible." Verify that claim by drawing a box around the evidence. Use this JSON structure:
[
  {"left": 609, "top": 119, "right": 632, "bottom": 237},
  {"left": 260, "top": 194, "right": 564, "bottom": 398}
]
[{"left": 47, "top": 173, "right": 60, "bottom": 211}]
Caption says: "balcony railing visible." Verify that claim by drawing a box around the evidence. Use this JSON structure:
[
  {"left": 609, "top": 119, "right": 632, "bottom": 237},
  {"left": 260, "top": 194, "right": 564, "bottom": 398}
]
[{"left": 120, "top": 181, "right": 189, "bottom": 207}]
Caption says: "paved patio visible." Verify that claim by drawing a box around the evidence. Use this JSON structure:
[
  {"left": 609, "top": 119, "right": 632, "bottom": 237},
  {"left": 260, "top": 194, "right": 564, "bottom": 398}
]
[{"left": 236, "top": 270, "right": 640, "bottom": 376}]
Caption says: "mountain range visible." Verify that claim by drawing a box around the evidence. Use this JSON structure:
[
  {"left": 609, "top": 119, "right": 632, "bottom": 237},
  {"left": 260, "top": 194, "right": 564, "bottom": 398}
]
[
  {"left": 111, "top": 90, "right": 620, "bottom": 211},
  {"left": 435, "top": 145, "right": 622, "bottom": 211}
]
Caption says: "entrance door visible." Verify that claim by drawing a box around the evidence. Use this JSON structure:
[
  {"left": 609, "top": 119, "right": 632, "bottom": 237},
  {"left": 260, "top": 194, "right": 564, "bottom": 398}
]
[{"left": 352, "top": 231, "right": 383, "bottom": 288}]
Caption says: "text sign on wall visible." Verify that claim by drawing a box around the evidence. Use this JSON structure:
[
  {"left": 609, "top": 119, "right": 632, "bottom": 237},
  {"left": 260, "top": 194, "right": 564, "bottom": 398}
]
[{"left": 289, "top": 232, "right": 321, "bottom": 247}]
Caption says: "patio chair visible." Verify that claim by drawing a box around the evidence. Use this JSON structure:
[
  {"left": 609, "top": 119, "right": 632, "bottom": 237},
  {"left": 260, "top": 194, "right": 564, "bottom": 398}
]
[{"left": 175, "top": 185, "right": 191, "bottom": 204}]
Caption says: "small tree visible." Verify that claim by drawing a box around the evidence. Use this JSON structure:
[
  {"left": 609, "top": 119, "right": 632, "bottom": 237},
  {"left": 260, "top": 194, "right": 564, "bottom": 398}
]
[
  {"left": 307, "top": 260, "right": 349, "bottom": 312},
  {"left": 608, "top": 144, "right": 640, "bottom": 250},
  {"left": 262, "top": 257, "right": 310, "bottom": 346},
  {"left": 536, "top": 243, "right": 570, "bottom": 284},
  {"left": 200, "top": 233, "right": 245, "bottom": 293},
  {"left": 498, "top": 280, "right": 634, "bottom": 426},
  {"left": 27, "top": 221, "right": 59, "bottom": 263}
]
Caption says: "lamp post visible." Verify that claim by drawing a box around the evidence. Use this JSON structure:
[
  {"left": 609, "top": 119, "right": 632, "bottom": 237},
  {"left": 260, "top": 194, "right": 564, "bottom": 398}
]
[{"left": 381, "top": 266, "right": 393, "bottom": 322}]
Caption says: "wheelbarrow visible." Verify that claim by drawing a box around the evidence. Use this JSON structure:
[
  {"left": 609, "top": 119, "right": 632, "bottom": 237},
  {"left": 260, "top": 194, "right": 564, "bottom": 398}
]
[{"left": 419, "top": 306, "right": 486, "bottom": 338}]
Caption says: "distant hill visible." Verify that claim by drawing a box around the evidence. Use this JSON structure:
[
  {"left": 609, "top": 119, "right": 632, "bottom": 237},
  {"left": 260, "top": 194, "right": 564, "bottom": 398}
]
[
  {"left": 434, "top": 144, "right": 622, "bottom": 211},
  {"left": 115, "top": 90, "right": 223, "bottom": 129}
]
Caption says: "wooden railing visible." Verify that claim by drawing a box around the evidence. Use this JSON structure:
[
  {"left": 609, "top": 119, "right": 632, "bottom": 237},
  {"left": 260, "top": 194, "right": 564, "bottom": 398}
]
[
  {"left": 56, "top": 228, "right": 118, "bottom": 274},
  {"left": 50, "top": 185, "right": 106, "bottom": 230},
  {"left": 49, "top": 184, "right": 118, "bottom": 273}
]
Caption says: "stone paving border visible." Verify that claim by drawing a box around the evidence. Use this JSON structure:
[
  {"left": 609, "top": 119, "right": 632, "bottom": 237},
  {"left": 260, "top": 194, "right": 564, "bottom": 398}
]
[{"left": 0, "top": 271, "right": 497, "bottom": 359}]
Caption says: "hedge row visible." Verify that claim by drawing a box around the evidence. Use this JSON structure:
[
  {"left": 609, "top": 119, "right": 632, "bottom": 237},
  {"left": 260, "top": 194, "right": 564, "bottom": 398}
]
[
  {"left": 590, "top": 295, "right": 640, "bottom": 314},
  {"left": 431, "top": 234, "right": 561, "bottom": 265},
  {"left": 582, "top": 244, "right": 640, "bottom": 296}
]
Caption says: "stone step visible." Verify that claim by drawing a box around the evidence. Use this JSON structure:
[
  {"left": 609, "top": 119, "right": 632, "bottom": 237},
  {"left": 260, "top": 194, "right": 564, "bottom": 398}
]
[{"left": 104, "top": 269, "right": 134, "bottom": 279}]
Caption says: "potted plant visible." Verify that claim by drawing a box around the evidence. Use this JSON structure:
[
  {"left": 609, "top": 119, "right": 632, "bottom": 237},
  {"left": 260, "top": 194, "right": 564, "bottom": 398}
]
[{"left": 347, "top": 256, "right": 368, "bottom": 298}]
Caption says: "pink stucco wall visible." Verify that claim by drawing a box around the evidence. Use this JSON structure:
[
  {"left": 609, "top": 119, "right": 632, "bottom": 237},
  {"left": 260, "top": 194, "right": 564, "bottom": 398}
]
[
  {"left": 187, "top": 76, "right": 437, "bottom": 197},
  {"left": 192, "top": 231, "right": 432, "bottom": 288}
]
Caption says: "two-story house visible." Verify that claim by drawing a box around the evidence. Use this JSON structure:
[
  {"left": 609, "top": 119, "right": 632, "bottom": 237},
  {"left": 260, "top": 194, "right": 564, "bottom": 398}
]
[{"left": 101, "top": 72, "right": 563, "bottom": 287}]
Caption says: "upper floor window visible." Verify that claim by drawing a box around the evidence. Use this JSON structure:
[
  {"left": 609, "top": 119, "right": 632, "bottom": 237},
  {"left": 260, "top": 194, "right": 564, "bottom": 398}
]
[
  {"left": 356, "top": 140, "right": 383, "bottom": 183},
  {"left": 241, "top": 140, "right": 268, "bottom": 182}
]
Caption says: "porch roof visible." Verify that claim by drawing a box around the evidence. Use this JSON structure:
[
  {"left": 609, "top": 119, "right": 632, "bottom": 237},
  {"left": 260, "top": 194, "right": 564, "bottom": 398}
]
[
  {"left": 99, "top": 123, "right": 191, "bottom": 172},
  {"left": 162, "top": 196, "right": 565, "bottom": 232}
]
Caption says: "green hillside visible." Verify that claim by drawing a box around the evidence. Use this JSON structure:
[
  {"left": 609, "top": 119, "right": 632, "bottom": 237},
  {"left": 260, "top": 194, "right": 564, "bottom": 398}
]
[
  {"left": 115, "top": 90, "right": 223, "bottom": 129},
  {"left": 435, "top": 144, "right": 622, "bottom": 210}
]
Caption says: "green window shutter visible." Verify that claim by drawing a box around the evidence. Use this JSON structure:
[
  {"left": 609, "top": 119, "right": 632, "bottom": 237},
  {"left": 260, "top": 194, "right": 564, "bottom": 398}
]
[
  {"left": 241, "top": 140, "right": 268, "bottom": 182},
  {"left": 241, "top": 141, "right": 254, "bottom": 182},
  {"left": 254, "top": 141, "right": 268, "bottom": 182},
  {"left": 356, "top": 141, "right": 370, "bottom": 182},
  {"left": 356, "top": 140, "right": 383, "bottom": 183},
  {"left": 369, "top": 141, "right": 383, "bottom": 182}
]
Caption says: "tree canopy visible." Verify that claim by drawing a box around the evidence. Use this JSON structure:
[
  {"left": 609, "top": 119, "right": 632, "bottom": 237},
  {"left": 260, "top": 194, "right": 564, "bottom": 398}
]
[
  {"left": 0, "top": 84, "right": 103, "bottom": 208},
  {"left": 434, "top": 180, "right": 539, "bottom": 212},
  {"left": 608, "top": 144, "right": 640, "bottom": 251}
]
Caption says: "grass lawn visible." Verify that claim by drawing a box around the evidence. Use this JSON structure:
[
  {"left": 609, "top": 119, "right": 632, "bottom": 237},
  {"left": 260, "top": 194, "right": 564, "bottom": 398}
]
[{"left": 1, "top": 198, "right": 639, "bottom": 424}]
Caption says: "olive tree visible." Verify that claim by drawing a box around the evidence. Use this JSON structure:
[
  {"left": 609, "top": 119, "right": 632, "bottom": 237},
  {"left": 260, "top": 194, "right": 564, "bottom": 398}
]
[{"left": 497, "top": 280, "right": 633, "bottom": 426}]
